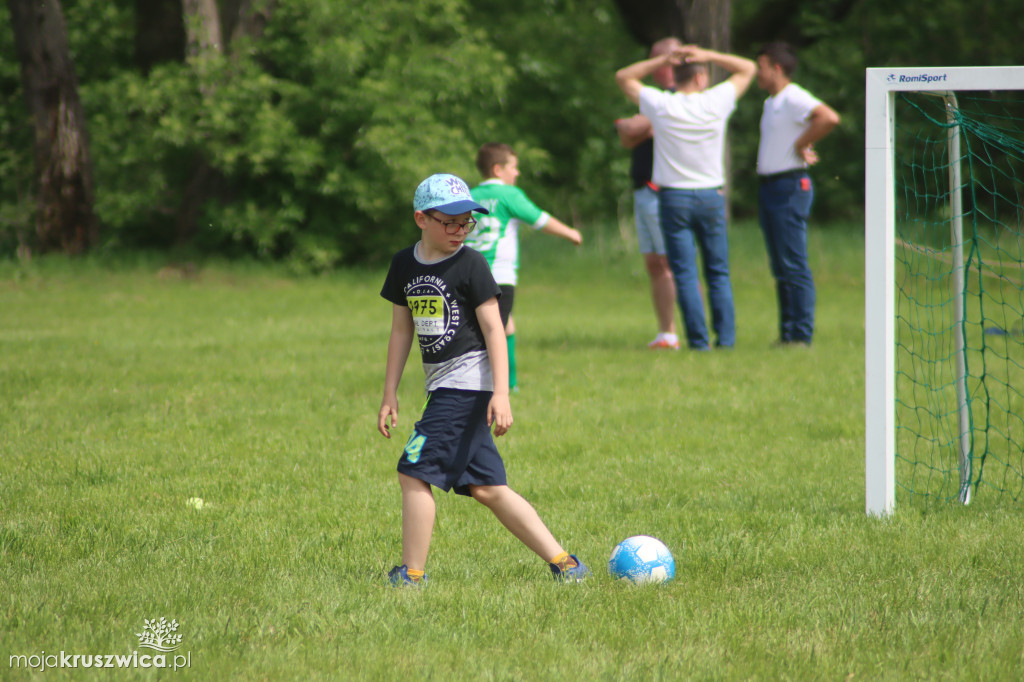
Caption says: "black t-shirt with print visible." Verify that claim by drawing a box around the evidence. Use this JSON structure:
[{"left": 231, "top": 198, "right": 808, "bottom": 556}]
[{"left": 381, "top": 244, "right": 501, "bottom": 365}]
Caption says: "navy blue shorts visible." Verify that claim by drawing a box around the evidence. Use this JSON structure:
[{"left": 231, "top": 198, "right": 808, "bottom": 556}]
[{"left": 398, "top": 388, "right": 507, "bottom": 496}]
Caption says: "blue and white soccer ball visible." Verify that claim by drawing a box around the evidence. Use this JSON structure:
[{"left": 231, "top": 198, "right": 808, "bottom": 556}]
[{"left": 608, "top": 535, "right": 675, "bottom": 584}]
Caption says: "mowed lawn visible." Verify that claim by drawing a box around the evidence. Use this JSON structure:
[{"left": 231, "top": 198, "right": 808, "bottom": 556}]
[{"left": 1, "top": 220, "right": 1022, "bottom": 681}]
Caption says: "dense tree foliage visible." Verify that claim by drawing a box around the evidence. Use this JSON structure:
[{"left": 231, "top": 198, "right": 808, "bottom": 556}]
[{"left": 1, "top": 0, "right": 1021, "bottom": 266}]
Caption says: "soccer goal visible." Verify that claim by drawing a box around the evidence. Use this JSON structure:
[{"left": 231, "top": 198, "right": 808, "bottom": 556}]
[{"left": 865, "top": 66, "right": 1024, "bottom": 516}]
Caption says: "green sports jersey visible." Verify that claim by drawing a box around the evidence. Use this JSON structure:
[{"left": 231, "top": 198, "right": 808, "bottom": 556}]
[{"left": 466, "top": 180, "right": 550, "bottom": 286}]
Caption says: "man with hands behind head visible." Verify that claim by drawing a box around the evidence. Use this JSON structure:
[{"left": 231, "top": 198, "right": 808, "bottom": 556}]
[{"left": 616, "top": 44, "right": 756, "bottom": 350}]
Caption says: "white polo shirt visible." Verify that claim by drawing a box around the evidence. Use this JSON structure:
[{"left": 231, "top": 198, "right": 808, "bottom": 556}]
[
  {"left": 639, "top": 81, "right": 737, "bottom": 189},
  {"left": 757, "top": 82, "right": 822, "bottom": 176}
]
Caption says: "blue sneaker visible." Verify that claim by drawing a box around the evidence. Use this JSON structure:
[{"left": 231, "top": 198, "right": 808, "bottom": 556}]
[
  {"left": 549, "top": 555, "right": 590, "bottom": 583},
  {"left": 388, "top": 565, "right": 427, "bottom": 587}
]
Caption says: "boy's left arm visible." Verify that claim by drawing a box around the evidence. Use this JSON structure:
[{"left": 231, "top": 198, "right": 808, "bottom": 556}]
[
  {"left": 477, "top": 297, "right": 513, "bottom": 436},
  {"left": 540, "top": 216, "right": 582, "bottom": 246}
]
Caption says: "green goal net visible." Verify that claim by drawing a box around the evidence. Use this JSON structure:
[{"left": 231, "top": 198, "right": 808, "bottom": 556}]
[{"left": 892, "top": 87, "right": 1024, "bottom": 506}]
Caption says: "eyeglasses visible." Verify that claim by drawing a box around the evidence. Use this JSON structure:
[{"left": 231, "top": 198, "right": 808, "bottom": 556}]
[{"left": 422, "top": 212, "right": 477, "bottom": 235}]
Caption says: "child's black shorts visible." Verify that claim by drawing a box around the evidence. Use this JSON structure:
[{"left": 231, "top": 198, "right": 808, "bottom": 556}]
[
  {"left": 397, "top": 388, "right": 507, "bottom": 495},
  {"left": 498, "top": 285, "right": 515, "bottom": 328}
]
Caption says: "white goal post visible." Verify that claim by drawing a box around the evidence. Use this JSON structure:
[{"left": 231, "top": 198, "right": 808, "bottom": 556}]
[{"left": 864, "top": 66, "right": 1024, "bottom": 517}]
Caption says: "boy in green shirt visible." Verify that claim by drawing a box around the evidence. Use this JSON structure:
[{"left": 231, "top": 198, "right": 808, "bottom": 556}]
[{"left": 466, "top": 143, "right": 583, "bottom": 390}]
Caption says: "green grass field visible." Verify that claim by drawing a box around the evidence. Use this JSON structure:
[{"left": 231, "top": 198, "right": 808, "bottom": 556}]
[{"left": 2, "top": 220, "right": 1022, "bottom": 680}]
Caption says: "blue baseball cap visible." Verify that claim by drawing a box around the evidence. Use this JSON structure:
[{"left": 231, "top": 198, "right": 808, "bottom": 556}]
[{"left": 413, "top": 173, "right": 489, "bottom": 215}]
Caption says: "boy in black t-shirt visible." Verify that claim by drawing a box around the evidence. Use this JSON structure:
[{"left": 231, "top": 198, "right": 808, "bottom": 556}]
[{"left": 377, "top": 173, "right": 589, "bottom": 586}]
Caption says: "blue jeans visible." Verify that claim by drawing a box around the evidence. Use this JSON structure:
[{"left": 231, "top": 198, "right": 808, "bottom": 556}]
[
  {"left": 758, "top": 172, "right": 815, "bottom": 343},
  {"left": 658, "top": 187, "right": 734, "bottom": 349}
]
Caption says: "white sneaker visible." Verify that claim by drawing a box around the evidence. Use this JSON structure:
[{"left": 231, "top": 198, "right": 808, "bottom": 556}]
[{"left": 648, "top": 334, "right": 680, "bottom": 350}]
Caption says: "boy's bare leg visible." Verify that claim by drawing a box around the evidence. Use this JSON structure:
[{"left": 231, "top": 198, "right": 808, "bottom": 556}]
[
  {"left": 469, "top": 485, "right": 563, "bottom": 561},
  {"left": 399, "top": 473, "right": 435, "bottom": 571}
]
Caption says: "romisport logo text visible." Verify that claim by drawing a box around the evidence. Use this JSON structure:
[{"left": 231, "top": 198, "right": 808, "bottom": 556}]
[{"left": 888, "top": 73, "right": 948, "bottom": 84}]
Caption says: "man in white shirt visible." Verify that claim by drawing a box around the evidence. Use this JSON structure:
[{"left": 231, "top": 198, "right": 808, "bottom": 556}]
[
  {"left": 755, "top": 41, "right": 840, "bottom": 347},
  {"left": 617, "top": 44, "right": 756, "bottom": 350}
]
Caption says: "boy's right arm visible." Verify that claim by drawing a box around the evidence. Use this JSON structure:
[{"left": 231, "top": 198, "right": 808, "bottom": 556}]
[
  {"left": 378, "top": 304, "right": 415, "bottom": 439},
  {"left": 541, "top": 216, "right": 583, "bottom": 246}
]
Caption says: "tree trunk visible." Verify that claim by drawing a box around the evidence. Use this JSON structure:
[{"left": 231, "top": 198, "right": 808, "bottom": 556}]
[
  {"left": 223, "top": 0, "right": 275, "bottom": 48},
  {"left": 677, "top": 0, "right": 731, "bottom": 75},
  {"left": 176, "top": 0, "right": 224, "bottom": 243},
  {"left": 183, "top": 0, "right": 224, "bottom": 60},
  {"left": 134, "top": 0, "right": 186, "bottom": 75},
  {"left": 612, "top": 0, "right": 729, "bottom": 53},
  {"left": 176, "top": 0, "right": 276, "bottom": 244},
  {"left": 8, "top": 0, "right": 97, "bottom": 255}
]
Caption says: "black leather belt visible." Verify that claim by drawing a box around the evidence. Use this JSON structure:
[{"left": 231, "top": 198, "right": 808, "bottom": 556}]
[{"left": 758, "top": 168, "right": 807, "bottom": 183}]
